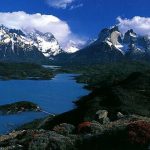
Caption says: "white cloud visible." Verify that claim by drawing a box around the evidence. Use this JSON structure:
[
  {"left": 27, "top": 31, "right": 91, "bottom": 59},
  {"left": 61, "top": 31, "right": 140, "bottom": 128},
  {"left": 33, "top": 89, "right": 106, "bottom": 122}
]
[
  {"left": 117, "top": 16, "right": 150, "bottom": 36},
  {"left": 0, "top": 11, "right": 71, "bottom": 43},
  {"left": 47, "top": 0, "right": 75, "bottom": 9},
  {"left": 0, "top": 11, "right": 86, "bottom": 49}
]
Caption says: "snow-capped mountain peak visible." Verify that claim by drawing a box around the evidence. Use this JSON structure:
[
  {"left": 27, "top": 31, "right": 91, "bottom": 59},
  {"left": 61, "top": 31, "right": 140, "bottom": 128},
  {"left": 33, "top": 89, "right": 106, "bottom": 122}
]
[
  {"left": 0, "top": 25, "right": 62, "bottom": 60},
  {"left": 27, "top": 30, "right": 62, "bottom": 57},
  {"left": 94, "top": 26, "right": 150, "bottom": 58},
  {"left": 64, "top": 40, "right": 80, "bottom": 53}
]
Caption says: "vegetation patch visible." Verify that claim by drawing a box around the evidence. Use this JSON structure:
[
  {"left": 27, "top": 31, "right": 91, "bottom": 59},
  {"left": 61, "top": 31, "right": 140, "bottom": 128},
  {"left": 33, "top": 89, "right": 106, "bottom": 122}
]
[
  {"left": 0, "top": 62, "right": 54, "bottom": 80},
  {"left": 0, "top": 101, "right": 40, "bottom": 115}
]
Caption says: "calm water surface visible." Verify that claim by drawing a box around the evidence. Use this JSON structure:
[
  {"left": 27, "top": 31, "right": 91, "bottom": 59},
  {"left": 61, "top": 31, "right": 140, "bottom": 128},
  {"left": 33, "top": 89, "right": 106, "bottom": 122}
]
[{"left": 0, "top": 74, "right": 89, "bottom": 134}]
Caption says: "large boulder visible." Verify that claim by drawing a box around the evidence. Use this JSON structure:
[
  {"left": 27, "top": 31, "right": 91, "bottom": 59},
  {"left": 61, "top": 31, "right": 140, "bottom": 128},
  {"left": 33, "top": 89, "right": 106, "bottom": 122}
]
[
  {"left": 95, "top": 110, "right": 110, "bottom": 124},
  {"left": 117, "top": 112, "right": 125, "bottom": 119}
]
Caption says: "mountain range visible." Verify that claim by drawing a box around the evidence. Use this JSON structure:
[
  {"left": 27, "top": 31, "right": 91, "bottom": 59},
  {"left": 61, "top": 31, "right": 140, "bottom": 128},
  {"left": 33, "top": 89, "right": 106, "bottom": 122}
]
[
  {"left": 0, "top": 25, "right": 150, "bottom": 64},
  {"left": 53, "top": 26, "right": 150, "bottom": 64}
]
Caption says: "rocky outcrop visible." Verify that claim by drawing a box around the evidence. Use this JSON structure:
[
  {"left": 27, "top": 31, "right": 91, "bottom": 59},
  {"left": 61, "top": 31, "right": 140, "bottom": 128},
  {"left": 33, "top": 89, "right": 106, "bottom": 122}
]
[
  {"left": 95, "top": 110, "right": 110, "bottom": 124},
  {"left": 117, "top": 112, "right": 124, "bottom": 119},
  {"left": 123, "top": 29, "right": 137, "bottom": 44}
]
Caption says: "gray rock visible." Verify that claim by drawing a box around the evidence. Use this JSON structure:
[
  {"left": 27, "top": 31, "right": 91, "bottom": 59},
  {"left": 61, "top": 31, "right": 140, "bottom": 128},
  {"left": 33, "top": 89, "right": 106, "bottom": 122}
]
[
  {"left": 117, "top": 112, "right": 124, "bottom": 119},
  {"left": 98, "top": 28, "right": 110, "bottom": 42},
  {"left": 95, "top": 110, "right": 110, "bottom": 124},
  {"left": 110, "top": 30, "right": 122, "bottom": 46},
  {"left": 123, "top": 29, "right": 137, "bottom": 44}
]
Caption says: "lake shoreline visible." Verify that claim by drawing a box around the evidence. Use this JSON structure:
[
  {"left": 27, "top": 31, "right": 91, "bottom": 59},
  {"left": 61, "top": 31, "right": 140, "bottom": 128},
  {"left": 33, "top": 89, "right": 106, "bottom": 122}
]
[{"left": 0, "top": 73, "right": 90, "bottom": 134}]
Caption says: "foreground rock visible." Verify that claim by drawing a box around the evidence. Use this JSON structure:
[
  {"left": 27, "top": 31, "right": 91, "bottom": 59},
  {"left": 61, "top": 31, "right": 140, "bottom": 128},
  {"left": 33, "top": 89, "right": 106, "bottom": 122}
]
[
  {"left": 1, "top": 114, "right": 150, "bottom": 150},
  {"left": 95, "top": 110, "right": 110, "bottom": 124},
  {"left": 0, "top": 101, "right": 40, "bottom": 115}
]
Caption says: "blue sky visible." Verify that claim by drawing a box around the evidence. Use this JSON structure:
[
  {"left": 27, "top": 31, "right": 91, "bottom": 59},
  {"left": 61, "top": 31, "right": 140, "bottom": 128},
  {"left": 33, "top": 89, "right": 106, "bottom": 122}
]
[{"left": 0, "top": 0, "right": 149, "bottom": 47}]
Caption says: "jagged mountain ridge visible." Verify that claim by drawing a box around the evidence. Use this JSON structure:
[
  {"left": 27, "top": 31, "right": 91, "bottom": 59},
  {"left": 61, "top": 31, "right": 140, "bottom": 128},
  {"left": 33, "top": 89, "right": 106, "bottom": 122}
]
[
  {"left": 93, "top": 26, "right": 150, "bottom": 59},
  {"left": 0, "top": 24, "right": 150, "bottom": 64},
  {"left": 54, "top": 26, "right": 150, "bottom": 64},
  {"left": 89, "top": 26, "right": 150, "bottom": 58},
  {"left": 0, "top": 25, "right": 62, "bottom": 62}
]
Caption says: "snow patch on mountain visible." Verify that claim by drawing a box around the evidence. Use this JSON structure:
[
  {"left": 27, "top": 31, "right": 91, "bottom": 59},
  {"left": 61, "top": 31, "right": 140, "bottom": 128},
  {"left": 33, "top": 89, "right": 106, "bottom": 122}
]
[
  {"left": 27, "top": 31, "right": 62, "bottom": 57},
  {"left": 0, "top": 25, "right": 62, "bottom": 58},
  {"left": 64, "top": 40, "right": 80, "bottom": 53}
]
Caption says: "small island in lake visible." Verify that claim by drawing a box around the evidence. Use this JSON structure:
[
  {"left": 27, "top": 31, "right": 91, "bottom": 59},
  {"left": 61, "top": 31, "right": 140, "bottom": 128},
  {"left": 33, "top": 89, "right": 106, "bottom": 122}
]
[{"left": 0, "top": 101, "right": 41, "bottom": 115}]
